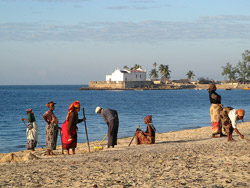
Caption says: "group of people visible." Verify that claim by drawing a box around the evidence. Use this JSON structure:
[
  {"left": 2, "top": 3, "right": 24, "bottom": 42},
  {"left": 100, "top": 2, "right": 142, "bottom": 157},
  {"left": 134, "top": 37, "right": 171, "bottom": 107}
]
[
  {"left": 22, "top": 100, "right": 155, "bottom": 155},
  {"left": 208, "top": 83, "right": 246, "bottom": 141},
  {"left": 20, "top": 84, "right": 246, "bottom": 156}
]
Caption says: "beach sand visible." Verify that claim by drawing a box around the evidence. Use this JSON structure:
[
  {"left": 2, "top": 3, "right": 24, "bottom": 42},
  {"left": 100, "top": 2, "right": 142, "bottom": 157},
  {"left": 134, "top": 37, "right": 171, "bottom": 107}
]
[{"left": 1, "top": 123, "right": 250, "bottom": 188}]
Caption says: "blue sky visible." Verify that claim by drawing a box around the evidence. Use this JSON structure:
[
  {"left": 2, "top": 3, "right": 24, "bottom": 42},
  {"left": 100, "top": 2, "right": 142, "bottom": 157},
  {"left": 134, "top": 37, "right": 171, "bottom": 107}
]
[{"left": 1, "top": 0, "right": 250, "bottom": 84}]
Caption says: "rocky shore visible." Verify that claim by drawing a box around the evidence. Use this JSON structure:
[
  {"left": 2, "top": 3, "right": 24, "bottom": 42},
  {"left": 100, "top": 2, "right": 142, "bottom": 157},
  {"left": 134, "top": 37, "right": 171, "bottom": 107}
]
[
  {"left": 80, "top": 83, "right": 250, "bottom": 91},
  {"left": 1, "top": 123, "right": 250, "bottom": 187}
]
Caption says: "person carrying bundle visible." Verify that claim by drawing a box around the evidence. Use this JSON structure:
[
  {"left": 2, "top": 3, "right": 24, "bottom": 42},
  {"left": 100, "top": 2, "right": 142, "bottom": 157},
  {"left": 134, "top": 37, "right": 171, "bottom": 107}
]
[
  {"left": 136, "top": 115, "right": 156, "bottom": 145},
  {"left": 21, "top": 109, "right": 39, "bottom": 151},
  {"left": 220, "top": 107, "right": 245, "bottom": 142}
]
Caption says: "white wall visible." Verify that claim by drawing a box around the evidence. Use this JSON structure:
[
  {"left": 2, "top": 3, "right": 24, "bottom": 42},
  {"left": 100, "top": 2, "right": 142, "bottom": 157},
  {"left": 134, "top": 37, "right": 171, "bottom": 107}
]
[
  {"left": 106, "top": 69, "right": 146, "bottom": 82},
  {"left": 124, "top": 71, "right": 146, "bottom": 81}
]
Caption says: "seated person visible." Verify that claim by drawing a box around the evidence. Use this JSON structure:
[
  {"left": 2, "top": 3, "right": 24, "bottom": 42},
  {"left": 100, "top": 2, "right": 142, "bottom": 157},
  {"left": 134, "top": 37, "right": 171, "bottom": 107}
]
[{"left": 136, "top": 115, "right": 156, "bottom": 145}]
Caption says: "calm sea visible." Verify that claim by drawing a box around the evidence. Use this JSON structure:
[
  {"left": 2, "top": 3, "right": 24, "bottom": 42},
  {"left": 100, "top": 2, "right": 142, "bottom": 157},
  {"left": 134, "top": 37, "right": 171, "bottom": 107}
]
[{"left": 0, "top": 85, "right": 249, "bottom": 153}]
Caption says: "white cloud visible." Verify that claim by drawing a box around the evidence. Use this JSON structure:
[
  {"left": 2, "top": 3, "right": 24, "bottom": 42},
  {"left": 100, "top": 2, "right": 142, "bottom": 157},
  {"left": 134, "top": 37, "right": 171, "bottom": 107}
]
[{"left": 1, "top": 15, "right": 250, "bottom": 42}]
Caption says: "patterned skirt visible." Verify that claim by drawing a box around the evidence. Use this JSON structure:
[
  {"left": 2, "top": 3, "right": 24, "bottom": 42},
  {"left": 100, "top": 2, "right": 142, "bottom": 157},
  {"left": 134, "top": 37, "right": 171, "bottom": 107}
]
[
  {"left": 26, "top": 139, "right": 37, "bottom": 150},
  {"left": 46, "top": 123, "right": 58, "bottom": 150},
  {"left": 136, "top": 131, "right": 155, "bottom": 145},
  {"left": 210, "top": 104, "right": 223, "bottom": 134},
  {"left": 220, "top": 107, "right": 234, "bottom": 134}
]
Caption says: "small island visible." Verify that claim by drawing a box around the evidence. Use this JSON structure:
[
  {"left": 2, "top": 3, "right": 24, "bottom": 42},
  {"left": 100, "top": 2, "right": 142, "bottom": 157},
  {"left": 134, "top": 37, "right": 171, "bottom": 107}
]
[{"left": 80, "top": 67, "right": 250, "bottom": 91}]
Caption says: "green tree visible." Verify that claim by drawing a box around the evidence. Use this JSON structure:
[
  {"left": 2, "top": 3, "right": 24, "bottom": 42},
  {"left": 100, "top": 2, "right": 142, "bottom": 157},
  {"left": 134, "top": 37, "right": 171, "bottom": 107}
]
[
  {"left": 221, "top": 63, "right": 237, "bottom": 81},
  {"left": 123, "top": 65, "right": 129, "bottom": 70},
  {"left": 132, "top": 64, "right": 142, "bottom": 70},
  {"left": 236, "top": 50, "right": 250, "bottom": 83},
  {"left": 186, "top": 70, "right": 195, "bottom": 80},
  {"left": 153, "top": 62, "right": 157, "bottom": 69},
  {"left": 149, "top": 68, "right": 159, "bottom": 80},
  {"left": 159, "top": 64, "right": 171, "bottom": 80}
]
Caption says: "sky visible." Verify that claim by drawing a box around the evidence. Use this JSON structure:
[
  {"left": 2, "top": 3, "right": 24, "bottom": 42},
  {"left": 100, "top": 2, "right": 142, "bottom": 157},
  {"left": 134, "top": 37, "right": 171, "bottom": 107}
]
[{"left": 1, "top": 0, "right": 250, "bottom": 85}]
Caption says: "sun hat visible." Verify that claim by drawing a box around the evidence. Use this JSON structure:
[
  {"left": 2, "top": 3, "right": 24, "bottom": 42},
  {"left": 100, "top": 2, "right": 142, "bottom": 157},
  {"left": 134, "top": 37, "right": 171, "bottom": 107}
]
[{"left": 95, "top": 106, "right": 102, "bottom": 113}]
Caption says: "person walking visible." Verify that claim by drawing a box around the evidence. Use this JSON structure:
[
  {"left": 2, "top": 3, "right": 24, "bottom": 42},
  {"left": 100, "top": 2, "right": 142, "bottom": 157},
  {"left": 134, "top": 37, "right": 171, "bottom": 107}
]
[
  {"left": 21, "top": 109, "right": 38, "bottom": 151},
  {"left": 43, "top": 101, "right": 59, "bottom": 155},
  {"left": 95, "top": 106, "right": 119, "bottom": 148}
]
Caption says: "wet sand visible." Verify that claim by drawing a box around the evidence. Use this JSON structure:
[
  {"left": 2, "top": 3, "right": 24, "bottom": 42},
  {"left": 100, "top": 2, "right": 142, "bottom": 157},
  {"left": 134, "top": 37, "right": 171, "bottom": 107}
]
[{"left": 1, "top": 122, "right": 250, "bottom": 188}]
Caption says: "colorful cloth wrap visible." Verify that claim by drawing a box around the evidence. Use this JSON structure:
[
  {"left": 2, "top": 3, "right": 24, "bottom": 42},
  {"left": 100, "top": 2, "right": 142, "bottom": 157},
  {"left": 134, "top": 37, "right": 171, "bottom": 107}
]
[
  {"left": 62, "top": 101, "right": 80, "bottom": 150},
  {"left": 66, "top": 101, "right": 80, "bottom": 121},
  {"left": 210, "top": 104, "right": 223, "bottom": 134},
  {"left": 62, "top": 120, "right": 77, "bottom": 149}
]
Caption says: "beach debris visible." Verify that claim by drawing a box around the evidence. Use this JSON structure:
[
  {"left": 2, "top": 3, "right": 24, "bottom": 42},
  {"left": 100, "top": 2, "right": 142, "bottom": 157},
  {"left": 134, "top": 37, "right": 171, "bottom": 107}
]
[
  {"left": 22, "top": 152, "right": 39, "bottom": 161},
  {"left": 0, "top": 153, "right": 22, "bottom": 163},
  {"left": 0, "top": 152, "right": 39, "bottom": 163}
]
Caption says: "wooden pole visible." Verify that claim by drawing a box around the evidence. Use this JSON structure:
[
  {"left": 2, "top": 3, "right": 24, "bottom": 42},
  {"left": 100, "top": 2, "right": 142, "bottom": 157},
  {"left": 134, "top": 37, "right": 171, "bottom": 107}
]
[
  {"left": 128, "top": 125, "right": 140, "bottom": 146},
  {"left": 83, "top": 108, "right": 91, "bottom": 152},
  {"left": 59, "top": 128, "right": 63, "bottom": 154}
]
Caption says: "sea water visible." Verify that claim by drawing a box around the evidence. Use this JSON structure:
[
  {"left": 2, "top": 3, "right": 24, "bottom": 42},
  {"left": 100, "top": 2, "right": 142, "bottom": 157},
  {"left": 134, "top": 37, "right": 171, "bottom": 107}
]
[{"left": 0, "top": 85, "right": 249, "bottom": 153}]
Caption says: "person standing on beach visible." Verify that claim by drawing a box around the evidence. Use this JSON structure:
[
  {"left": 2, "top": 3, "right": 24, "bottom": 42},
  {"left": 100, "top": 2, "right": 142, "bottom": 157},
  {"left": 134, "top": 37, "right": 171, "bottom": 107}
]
[
  {"left": 95, "top": 106, "right": 119, "bottom": 148},
  {"left": 21, "top": 109, "right": 38, "bottom": 151},
  {"left": 62, "top": 101, "right": 85, "bottom": 155},
  {"left": 220, "top": 107, "right": 245, "bottom": 142},
  {"left": 43, "top": 101, "right": 59, "bottom": 155},
  {"left": 136, "top": 115, "right": 156, "bottom": 145},
  {"left": 208, "top": 83, "right": 225, "bottom": 138}
]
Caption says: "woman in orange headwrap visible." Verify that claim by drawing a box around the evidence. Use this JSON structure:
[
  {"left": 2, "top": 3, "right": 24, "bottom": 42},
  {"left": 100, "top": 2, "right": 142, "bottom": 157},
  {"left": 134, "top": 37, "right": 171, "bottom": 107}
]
[
  {"left": 135, "top": 115, "right": 156, "bottom": 145},
  {"left": 62, "top": 101, "right": 85, "bottom": 155}
]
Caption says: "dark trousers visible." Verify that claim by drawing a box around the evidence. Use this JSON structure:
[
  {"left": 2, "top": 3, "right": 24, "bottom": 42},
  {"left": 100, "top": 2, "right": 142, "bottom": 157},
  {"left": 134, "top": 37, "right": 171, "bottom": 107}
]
[{"left": 108, "top": 117, "right": 119, "bottom": 147}]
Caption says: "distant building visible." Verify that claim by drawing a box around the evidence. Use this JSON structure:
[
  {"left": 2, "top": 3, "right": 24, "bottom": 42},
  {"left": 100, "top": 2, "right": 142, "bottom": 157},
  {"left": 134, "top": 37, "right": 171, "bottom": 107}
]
[{"left": 106, "top": 68, "right": 146, "bottom": 82}]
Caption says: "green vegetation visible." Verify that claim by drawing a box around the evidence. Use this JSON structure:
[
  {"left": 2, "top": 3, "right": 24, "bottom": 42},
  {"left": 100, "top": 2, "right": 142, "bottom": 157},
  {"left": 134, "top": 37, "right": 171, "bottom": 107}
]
[
  {"left": 186, "top": 70, "right": 195, "bottom": 80},
  {"left": 221, "top": 50, "right": 250, "bottom": 83}
]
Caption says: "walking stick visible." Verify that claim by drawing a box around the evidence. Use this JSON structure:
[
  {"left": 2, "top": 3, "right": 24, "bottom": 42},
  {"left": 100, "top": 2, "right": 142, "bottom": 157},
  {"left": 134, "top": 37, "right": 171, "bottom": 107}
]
[
  {"left": 128, "top": 125, "right": 140, "bottom": 146},
  {"left": 22, "top": 120, "right": 44, "bottom": 149},
  {"left": 83, "top": 107, "right": 91, "bottom": 152},
  {"left": 59, "top": 128, "right": 63, "bottom": 154}
]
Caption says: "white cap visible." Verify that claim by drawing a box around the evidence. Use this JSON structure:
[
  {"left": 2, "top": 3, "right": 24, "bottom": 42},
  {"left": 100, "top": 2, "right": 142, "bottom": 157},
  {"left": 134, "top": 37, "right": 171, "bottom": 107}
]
[{"left": 95, "top": 106, "right": 101, "bottom": 113}]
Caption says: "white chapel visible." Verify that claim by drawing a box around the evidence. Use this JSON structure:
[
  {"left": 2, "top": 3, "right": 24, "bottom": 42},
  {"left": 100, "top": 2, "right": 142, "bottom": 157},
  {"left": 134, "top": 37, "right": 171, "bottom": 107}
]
[{"left": 106, "top": 68, "right": 146, "bottom": 82}]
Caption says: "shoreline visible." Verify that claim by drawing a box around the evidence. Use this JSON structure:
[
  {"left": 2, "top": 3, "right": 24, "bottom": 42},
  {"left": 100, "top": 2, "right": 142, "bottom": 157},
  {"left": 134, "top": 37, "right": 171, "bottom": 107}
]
[
  {"left": 1, "top": 123, "right": 250, "bottom": 187},
  {"left": 80, "top": 83, "right": 250, "bottom": 91}
]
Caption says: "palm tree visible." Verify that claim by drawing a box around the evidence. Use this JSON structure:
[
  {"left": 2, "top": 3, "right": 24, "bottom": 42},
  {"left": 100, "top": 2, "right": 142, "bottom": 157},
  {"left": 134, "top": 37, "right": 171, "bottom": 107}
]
[
  {"left": 132, "top": 64, "right": 142, "bottom": 70},
  {"left": 149, "top": 68, "right": 159, "bottom": 80},
  {"left": 153, "top": 62, "right": 157, "bottom": 69},
  {"left": 123, "top": 65, "right": 129, "bottom": 70},
  {"left": 158, "top": 64, "right": 171, "bottom": 80},
  {"left": 186, "top": 70, "right": 195, "bottom": 80}
]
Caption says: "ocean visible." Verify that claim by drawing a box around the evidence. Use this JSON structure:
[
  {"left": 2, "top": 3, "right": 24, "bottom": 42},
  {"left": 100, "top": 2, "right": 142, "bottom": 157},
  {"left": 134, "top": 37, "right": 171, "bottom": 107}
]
[{"left": 0, "top": 85, "right": 249, "bottom": 153}]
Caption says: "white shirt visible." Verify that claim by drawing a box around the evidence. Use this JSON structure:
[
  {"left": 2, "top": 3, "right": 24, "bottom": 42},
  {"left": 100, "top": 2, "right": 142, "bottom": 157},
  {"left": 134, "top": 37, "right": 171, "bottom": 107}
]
[{"left": 228, "top": 109, "right": 238, "bottom": 129}]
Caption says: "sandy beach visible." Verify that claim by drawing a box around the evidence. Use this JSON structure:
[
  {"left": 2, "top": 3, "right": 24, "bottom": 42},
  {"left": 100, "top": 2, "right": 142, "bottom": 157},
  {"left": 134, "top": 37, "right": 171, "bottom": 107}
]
[{"left": 1, "top": 123, "right": 250, "bottom": 188}]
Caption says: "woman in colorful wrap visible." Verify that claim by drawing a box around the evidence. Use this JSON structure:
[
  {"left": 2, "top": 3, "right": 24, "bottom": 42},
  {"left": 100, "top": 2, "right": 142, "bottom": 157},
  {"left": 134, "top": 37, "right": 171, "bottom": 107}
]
[
  {"left": 62, "top": 101, "right": 85, "bottom": 155},
  {"left": 43, "top": 101, "right": 59, "bottom": 155},
  {"left": 136, "top": 115, "right": 156, "bottom": 145},
  {"left": 208, "top": 83, "right": 225, "bottom": 138},
  {"left": 21, "top": 109, "right": 38, "bottom": 151},
  {"left": 220, "top": 107, "right": 245, "bottom": 141}
]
